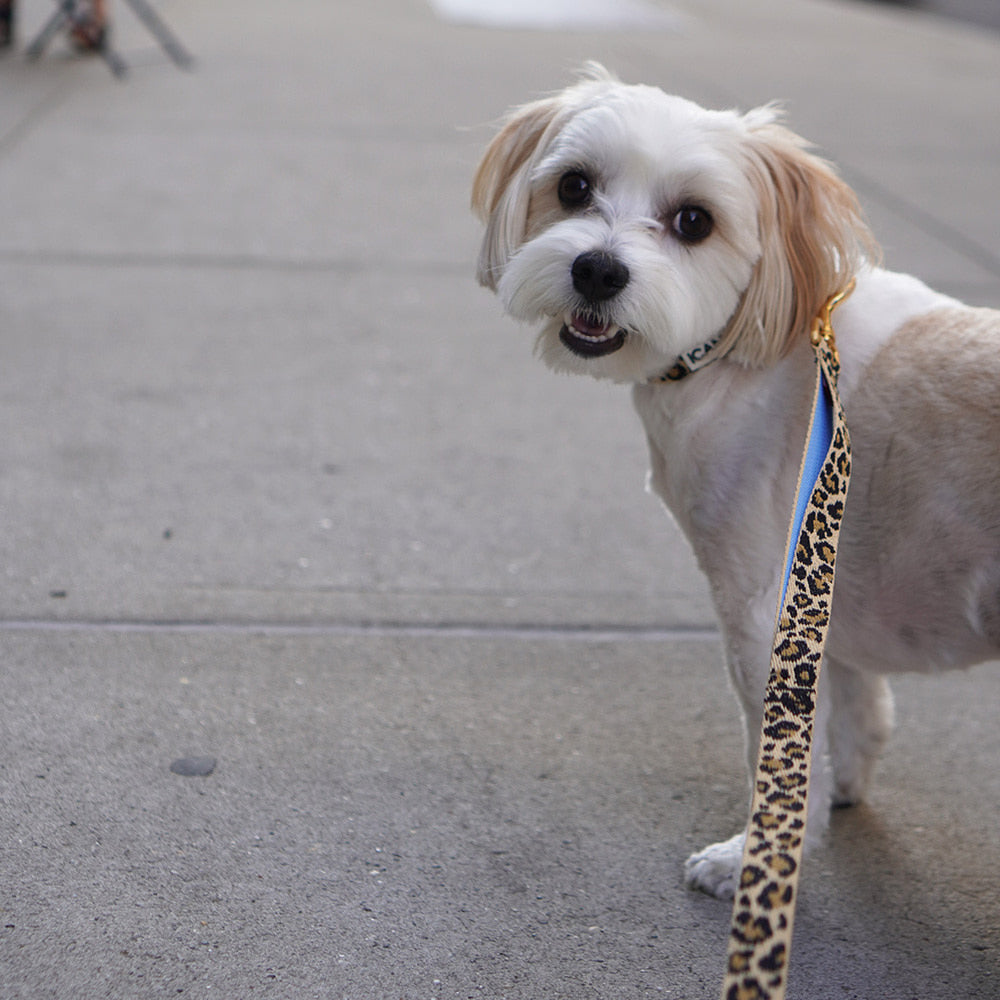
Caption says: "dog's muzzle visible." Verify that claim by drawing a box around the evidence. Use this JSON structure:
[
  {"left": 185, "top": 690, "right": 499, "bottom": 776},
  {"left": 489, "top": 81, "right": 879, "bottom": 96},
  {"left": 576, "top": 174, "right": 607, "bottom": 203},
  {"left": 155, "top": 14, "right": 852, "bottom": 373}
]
[{"left": 560, "top": 251, "right": 630, "bottom": 357}]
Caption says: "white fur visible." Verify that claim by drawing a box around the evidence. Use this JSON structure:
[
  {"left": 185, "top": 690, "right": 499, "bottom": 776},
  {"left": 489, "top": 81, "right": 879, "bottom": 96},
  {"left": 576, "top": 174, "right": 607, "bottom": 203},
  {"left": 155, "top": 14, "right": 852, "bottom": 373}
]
[
  {"left": 473, "top": 68, "right": 1000, "bottom": 899},
  {"left": 489, "top": 84, "right": 763, "bottom": 383}
]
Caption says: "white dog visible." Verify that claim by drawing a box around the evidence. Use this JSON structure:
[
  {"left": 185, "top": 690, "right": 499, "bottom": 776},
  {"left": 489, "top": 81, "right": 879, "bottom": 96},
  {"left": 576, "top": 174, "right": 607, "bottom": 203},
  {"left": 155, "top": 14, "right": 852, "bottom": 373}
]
[{"left": 472, "top": 65, "right": 1000, "bottom": 899}]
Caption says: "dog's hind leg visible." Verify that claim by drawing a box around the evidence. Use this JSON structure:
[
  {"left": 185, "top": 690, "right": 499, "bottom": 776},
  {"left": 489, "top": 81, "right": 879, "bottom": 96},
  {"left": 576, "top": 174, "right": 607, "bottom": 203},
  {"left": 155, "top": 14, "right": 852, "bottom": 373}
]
[{"left": 825, "top": 659, "right": 894, "bottom": 807}]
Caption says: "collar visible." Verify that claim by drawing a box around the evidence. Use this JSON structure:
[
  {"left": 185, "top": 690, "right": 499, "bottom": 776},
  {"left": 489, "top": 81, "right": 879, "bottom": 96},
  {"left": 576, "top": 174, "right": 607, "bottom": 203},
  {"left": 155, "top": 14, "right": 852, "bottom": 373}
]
[
  {"left": 649, "top": 278, "right": 858, "bottom": 384},
  {"left": 650, "top": 333, "right": 725, "bottom": 383}
]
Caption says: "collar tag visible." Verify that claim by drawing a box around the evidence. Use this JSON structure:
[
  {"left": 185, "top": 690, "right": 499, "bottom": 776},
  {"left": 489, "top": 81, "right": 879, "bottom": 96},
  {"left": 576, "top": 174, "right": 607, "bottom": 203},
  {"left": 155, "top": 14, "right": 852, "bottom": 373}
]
[{"left": 653, "top": 334, "right": 723, "bottom": 382}]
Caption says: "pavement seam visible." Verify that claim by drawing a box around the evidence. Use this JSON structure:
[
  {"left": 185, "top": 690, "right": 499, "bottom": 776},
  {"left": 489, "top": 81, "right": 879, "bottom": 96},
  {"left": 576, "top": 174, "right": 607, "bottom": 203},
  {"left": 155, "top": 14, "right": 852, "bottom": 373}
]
[
  {"left": 0, "top": 247, "right": 470, "bottom": 275},
  {"left": 0, "top": 617, "right": 720, "bottom": 641}
]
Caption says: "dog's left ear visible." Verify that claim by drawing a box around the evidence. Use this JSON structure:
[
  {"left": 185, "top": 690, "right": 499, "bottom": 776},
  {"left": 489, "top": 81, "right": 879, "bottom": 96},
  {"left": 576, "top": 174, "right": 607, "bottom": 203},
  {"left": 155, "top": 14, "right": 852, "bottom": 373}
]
[
  {"left": 471, "top": 95, "right": 566, "bottom": 291},
  {"left": 722, "top": 113, "right": 881, "bottom": 366}
]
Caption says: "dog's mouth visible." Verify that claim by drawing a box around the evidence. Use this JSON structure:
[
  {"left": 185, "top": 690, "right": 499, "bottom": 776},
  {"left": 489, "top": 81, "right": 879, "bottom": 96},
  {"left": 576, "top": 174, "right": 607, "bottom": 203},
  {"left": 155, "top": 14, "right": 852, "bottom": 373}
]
[{"left": 559, "top": 312, "right": 627, "bottom": 358}]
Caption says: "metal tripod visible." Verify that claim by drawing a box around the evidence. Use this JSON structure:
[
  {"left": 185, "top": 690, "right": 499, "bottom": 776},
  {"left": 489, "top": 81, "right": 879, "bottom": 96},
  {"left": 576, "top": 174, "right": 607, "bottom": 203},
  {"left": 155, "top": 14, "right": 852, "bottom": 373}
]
[{"left": 26, "top": 0, "right": 193, "bottom": 78}]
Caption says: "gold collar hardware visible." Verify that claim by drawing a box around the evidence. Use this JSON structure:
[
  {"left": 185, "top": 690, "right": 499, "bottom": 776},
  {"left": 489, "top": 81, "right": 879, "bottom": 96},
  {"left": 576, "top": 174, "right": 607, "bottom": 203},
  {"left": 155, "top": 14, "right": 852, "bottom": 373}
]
[{"left": 809, "top": 277, "right": 856, "bottom": 367}]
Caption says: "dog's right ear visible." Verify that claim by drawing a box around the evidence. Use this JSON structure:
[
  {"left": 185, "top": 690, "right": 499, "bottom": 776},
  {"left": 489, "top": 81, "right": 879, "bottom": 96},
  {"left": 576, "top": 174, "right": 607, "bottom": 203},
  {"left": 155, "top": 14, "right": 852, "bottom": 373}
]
[
  {"left": 721, "top": 112, "right": 880, "bottom": 366},
  {"left": 471, "top": 96, "right": 565, "bottom": 290}
]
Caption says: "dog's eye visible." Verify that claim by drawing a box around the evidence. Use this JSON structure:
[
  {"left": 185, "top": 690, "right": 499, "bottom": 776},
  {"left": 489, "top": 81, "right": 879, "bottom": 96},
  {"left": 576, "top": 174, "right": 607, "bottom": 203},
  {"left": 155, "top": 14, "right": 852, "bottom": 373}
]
[
  {"left": 558, "top": 172, "right": 592, "bottom": 208},
  {"left": 672, "top": 206, "right": 714, "bottom": 242}
]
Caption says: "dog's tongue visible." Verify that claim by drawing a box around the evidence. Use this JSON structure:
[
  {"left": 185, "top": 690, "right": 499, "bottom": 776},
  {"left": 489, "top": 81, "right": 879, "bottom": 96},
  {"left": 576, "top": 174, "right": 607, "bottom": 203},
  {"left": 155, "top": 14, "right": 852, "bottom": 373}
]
[{"left": 570, "top": 312, "right": 614, "bottom": 337}]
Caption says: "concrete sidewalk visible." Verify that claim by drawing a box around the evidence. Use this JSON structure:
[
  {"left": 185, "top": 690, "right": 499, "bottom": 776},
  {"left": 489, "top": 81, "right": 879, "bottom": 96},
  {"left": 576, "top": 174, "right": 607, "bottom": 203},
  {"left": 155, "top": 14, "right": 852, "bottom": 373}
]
[{"left": 1, "top": 0, "right": 998, "bottom": 997}]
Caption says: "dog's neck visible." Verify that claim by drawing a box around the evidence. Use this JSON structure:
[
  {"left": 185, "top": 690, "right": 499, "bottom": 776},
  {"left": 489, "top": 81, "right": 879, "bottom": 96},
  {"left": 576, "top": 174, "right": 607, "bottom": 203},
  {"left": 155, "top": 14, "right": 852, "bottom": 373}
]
[{"left": 651, "top": 280, "right": 858, "bottom": 384}]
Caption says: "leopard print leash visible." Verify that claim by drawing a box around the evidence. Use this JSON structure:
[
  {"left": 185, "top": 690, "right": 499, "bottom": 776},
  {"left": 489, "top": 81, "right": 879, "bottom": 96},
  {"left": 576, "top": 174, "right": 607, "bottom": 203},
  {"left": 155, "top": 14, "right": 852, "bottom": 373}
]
[{"left": 720, "top": 280, "right": 855, "bottom": 1000}]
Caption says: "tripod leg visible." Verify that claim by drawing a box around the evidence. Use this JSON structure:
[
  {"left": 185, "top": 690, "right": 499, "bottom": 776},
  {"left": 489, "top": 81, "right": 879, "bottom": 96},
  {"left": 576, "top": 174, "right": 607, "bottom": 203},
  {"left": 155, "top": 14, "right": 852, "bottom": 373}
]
[
  {"left": 67, "top": 1, "right": 130, "bottom": 78},
  {"left": 25, "top": 1, "right": 74, "bottom": 59},
  {"left": 121, "top": 0, "right": 193, "bottom": 68},
  {"left": 96, "top": 38, "right": 128, "bottom": 77}
]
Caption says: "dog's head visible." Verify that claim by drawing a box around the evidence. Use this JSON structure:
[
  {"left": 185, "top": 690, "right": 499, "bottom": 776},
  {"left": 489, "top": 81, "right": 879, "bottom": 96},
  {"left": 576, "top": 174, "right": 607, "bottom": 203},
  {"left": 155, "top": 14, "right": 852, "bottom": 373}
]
[{"left": 472, "top": 66, "right": 878, "bottom": 382}]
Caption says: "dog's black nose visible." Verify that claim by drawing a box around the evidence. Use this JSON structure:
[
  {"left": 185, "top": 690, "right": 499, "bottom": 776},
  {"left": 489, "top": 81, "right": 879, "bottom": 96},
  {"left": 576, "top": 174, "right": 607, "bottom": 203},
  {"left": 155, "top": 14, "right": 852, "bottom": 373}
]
[{"left": 571, "top": 251, "right": 630, "bottom": 302}]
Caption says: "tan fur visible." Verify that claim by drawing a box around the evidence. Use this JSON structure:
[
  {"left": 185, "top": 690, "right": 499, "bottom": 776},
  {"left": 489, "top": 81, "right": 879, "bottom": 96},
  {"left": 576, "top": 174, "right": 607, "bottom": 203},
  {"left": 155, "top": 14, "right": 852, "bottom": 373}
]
[
  {"left": 717, "top": 123, "right": 881, "bottom": 368},
  {"left": 472, "top": 97, "right": 564, "bottom": 290},
  {"left": 471, "top": 62, "right": 617, "bottom": 224},
  {"left": 839, "top": 306, "right": 1000, "bottom": 650},
  {"left": 472, "top": 65, "right": 622, "bottom": 292},
  {"left": 471, "top": 99, "right": 558, "bottom": 220}
]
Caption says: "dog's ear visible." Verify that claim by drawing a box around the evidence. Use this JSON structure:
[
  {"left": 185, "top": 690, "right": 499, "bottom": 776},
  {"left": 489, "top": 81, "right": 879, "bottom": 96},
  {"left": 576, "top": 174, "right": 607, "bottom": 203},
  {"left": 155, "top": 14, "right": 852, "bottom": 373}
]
[
  {"left": 471, "top": 96, "right": 566, "bottom": 290},
  {"left": 472, "top": 65, "right": 618, "bottom": 290},
  {"left": 721, "top": 114, "right": 880, "bottom": 366}
]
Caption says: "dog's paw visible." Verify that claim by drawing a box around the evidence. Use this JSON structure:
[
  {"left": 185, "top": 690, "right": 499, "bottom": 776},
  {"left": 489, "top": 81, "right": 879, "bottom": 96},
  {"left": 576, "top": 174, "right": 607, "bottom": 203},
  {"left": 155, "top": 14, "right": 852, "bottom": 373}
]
[{"left": 684, "top": 832, "right": 745, "bottom": 899}]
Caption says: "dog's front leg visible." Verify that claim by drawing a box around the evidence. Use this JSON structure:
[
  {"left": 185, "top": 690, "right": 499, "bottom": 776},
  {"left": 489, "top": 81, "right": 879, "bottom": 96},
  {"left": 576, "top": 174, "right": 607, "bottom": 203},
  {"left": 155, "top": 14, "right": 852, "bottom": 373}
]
[
  {"left": 684, "top": 831, "right": 748, "bottom": 900},
  {"left": 684, "top": 639, "right": 836, "bottom": 899}
]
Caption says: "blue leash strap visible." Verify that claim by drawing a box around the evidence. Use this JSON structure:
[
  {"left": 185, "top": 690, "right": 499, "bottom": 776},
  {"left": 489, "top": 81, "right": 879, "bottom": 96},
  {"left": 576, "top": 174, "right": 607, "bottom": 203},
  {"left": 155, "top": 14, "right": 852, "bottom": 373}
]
[{"left": 778, "top": 370, "right": 834, "bottom": 610}]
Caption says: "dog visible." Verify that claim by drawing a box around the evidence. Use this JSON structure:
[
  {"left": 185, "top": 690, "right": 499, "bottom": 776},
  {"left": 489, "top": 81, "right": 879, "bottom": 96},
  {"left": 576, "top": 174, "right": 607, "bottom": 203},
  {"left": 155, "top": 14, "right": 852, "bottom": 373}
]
[{"left": 472, "top": 65, "right": 1000, "bottom": 899}]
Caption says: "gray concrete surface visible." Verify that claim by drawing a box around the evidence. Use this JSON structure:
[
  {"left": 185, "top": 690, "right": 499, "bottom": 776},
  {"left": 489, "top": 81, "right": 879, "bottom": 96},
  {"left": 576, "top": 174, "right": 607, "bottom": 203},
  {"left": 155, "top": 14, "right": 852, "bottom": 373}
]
[
  {"left": 1, "top": 0, "right": 999, "bottom": 997},
  {"left": 878, "top": 0, "right": 1000, "bottom": 33}
]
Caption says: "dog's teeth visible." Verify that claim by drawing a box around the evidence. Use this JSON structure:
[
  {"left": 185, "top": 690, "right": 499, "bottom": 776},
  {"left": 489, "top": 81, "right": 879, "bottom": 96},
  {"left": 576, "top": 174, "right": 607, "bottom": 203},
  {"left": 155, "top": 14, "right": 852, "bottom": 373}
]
[{"left": 567, "top": 322, "right": 619, "bottom": 342}]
